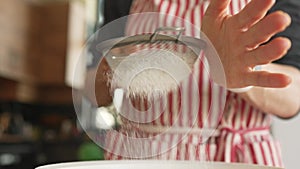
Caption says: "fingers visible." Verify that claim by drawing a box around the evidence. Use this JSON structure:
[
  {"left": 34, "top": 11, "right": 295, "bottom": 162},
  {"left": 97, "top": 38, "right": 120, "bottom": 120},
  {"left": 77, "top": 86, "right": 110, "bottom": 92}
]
[
  {"left": 244, "top": 37, "right": 291, "bottom": 66},
  {"left": 203, "top": 0, "right": 293, "bottom": 89},
  {"left": 233, "top": 0, "right": 275, "bottom": 29},
  {"left": 241, "top": 11, "right": 291, "bottom": 49},
  {"left": 245, "top": 71, "right": 291, "bottom": 88}
]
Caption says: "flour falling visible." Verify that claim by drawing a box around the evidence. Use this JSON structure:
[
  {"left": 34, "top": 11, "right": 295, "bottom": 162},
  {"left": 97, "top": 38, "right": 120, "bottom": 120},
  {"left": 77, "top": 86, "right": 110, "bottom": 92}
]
[{"left": 107, "top": 44, "right": 197, "bottom": 99}]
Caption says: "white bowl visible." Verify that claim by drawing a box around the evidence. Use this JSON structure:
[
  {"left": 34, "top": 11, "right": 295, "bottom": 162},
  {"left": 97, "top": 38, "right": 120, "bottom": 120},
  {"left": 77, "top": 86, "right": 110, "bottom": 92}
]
[{"left": 35, "top": 160, "right": 283, "bottom": 169}]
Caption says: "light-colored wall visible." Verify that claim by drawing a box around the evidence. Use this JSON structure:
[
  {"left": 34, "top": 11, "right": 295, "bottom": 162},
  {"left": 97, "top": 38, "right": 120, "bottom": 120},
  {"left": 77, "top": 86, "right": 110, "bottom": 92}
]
[{"left": 273, "top": 114, "right": 300, "bottom": 169}]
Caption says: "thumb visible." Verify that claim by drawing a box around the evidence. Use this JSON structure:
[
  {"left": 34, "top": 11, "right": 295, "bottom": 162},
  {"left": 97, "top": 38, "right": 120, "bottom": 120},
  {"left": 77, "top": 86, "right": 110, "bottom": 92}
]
[{"left": 205, "top": 0, "right": 231, "bottom": 17}]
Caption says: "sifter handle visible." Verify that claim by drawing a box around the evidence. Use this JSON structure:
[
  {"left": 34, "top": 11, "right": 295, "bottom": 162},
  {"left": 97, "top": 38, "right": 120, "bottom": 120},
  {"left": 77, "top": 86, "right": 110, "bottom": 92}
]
[{"left": 150, "top": 27, "right": 185, "bottom": 42}]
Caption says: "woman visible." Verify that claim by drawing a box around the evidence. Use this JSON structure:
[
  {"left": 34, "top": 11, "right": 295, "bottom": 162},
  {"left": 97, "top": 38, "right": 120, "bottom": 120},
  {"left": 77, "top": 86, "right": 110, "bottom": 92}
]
[{"left": 102, "top": 0, "right": 300, "bottom": 167}]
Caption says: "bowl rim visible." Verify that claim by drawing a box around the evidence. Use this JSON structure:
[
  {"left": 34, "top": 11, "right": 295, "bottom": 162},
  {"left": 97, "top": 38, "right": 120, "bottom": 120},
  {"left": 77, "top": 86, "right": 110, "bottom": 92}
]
[{"left": 35, "top": 160, "right": 284, "bottom": 169}]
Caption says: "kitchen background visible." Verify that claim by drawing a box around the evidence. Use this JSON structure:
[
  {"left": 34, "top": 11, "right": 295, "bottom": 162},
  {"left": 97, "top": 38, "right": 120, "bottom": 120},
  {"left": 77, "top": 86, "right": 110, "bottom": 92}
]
[
  {"left": 0, "top": 0, "right": 107, "bottom": 168},
  {"left": 0, "top": 0, "right": 298, "bottom": 169}
]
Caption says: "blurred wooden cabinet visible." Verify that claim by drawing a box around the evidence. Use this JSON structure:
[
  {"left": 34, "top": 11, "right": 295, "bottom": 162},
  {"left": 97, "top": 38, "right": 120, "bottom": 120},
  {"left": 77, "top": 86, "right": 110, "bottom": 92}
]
[
  {"left": 0, "top": 0, "right": 87, "bottom": 104},
  {"left": 0, "top": 77, "right": 74, "bottom": 104}
]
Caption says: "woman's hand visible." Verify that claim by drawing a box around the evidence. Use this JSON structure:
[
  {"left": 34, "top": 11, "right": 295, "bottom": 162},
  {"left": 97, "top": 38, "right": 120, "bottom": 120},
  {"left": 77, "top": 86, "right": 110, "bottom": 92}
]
[{"left": 202, "top": 0, "right": 292, "bottom": 88}]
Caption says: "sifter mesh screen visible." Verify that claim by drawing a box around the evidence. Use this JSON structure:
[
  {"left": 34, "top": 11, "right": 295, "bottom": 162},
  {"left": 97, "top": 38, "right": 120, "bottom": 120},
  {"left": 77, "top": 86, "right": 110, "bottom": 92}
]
[{"left": 73, "top": 13, "right": 227, "bottom": 159}]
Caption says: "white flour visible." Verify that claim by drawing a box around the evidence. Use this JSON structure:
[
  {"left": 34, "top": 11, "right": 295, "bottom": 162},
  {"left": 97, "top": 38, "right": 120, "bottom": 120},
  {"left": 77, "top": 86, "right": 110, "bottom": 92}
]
[
  {"left": 128, "top": 68, "right": 178, "bottom": 98},
  {"left": 107, "top": 44, "right": 197, "bottom": 99}
]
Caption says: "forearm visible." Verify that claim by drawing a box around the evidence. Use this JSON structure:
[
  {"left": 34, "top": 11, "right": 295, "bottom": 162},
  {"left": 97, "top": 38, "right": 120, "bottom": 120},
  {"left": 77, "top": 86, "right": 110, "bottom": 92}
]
[{"left": 239, "top": 63, "right": 300, "bottom": 118}]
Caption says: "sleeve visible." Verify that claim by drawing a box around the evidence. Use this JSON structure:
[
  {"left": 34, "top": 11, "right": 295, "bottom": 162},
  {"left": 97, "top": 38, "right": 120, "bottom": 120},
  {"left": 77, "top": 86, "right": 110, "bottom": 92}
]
[
  {"left": 87, "top": 0, "right": 133, "bottom": 69},
  {"left": 269, "top": 0, "right": 300, "bottom": 70},
  {"left": 104, "top": 0, "right": 133, "bottom": 25}
]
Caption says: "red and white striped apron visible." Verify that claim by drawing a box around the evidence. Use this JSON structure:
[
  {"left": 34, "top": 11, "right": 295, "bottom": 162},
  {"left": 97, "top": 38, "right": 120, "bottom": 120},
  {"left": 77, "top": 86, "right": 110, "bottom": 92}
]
[{"left": 104, "top": 0, "right": 284, "bottom": 167}]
